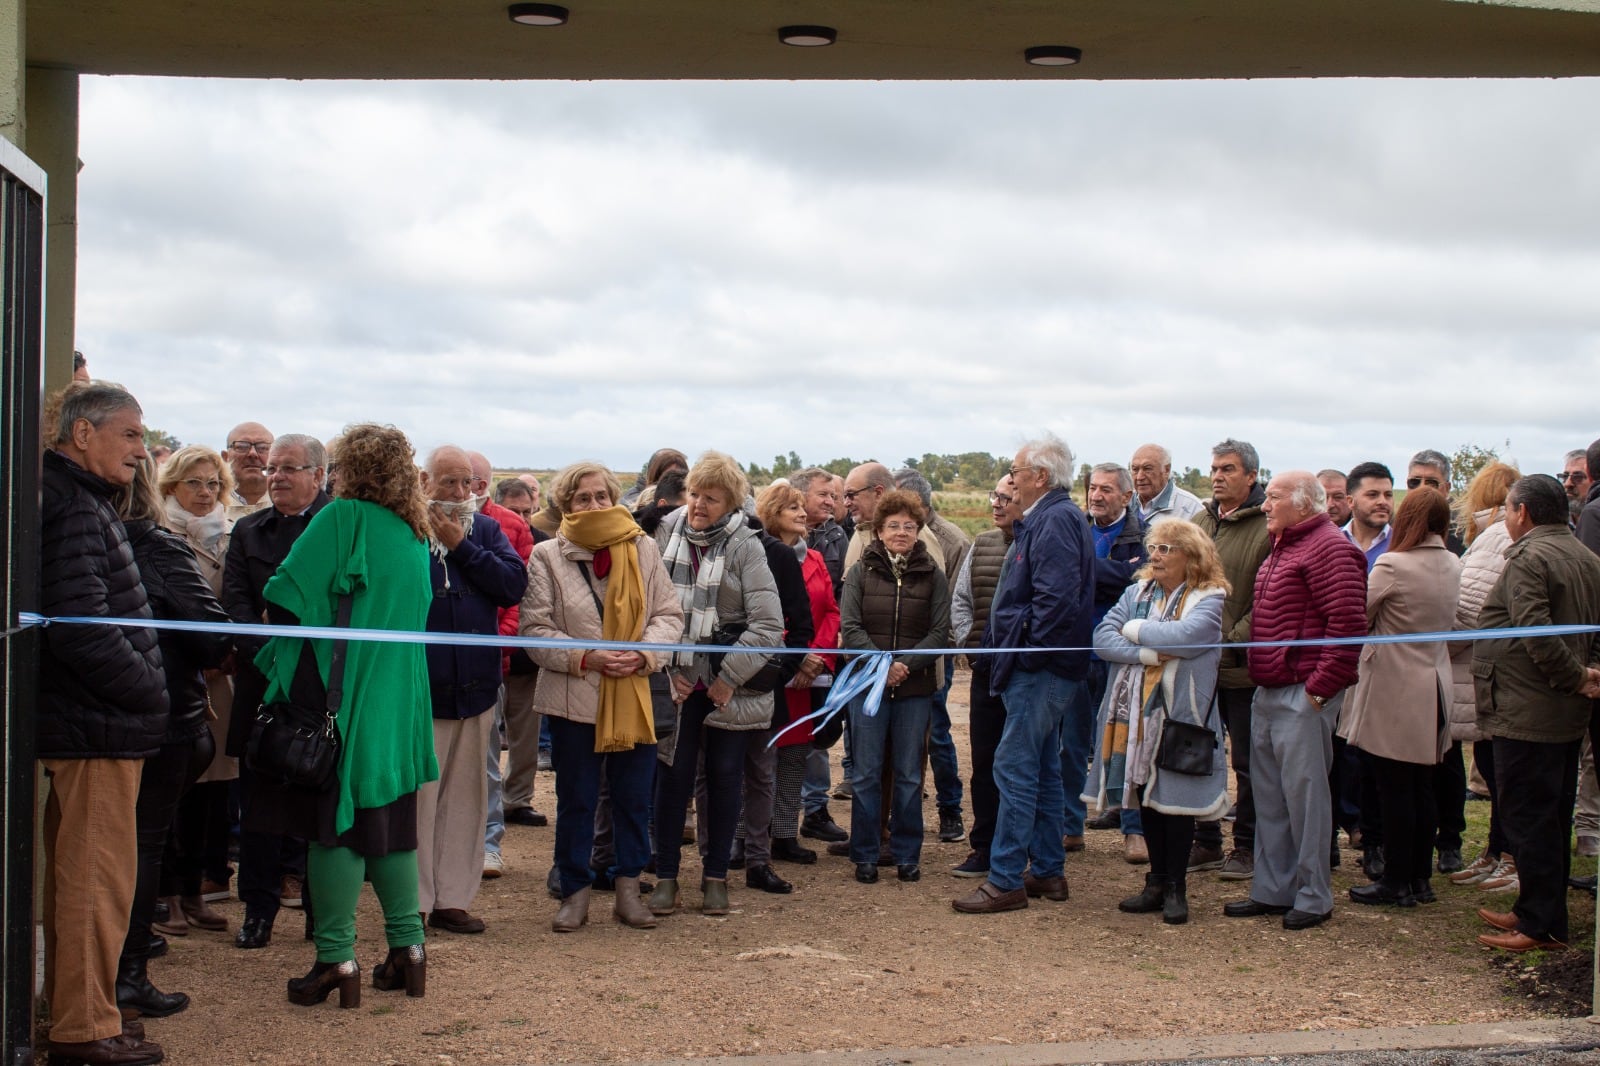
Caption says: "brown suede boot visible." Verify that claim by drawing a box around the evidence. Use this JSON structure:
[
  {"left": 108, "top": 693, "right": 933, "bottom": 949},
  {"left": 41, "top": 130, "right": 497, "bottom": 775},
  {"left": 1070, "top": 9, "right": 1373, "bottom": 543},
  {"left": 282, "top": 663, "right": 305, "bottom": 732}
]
[
  {"left": 552, "top": 886, "right": 591, "bottom": 932},
  {"left": 612, "top": 876, "right": 656, "bottom": 929}
]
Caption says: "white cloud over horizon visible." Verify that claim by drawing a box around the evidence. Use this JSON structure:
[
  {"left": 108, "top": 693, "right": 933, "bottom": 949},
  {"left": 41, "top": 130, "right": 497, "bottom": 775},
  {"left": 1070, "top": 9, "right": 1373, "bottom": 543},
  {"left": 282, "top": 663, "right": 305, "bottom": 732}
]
[{"left": 74, "top": 75, "right": 1600, "bottom": 480}]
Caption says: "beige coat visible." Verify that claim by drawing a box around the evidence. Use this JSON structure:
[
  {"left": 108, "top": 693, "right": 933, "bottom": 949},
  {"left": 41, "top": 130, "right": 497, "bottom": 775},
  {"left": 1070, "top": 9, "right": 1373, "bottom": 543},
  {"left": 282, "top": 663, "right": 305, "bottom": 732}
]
[
  {"left": 1339, "top": 536, "right": 1461, "bottom": 764},
  {"left": 1448, "top": 513, "right": 1512, "bottom": 743},
  {"left": 519, "top": 534, "right": 684, "bottom": 725}
]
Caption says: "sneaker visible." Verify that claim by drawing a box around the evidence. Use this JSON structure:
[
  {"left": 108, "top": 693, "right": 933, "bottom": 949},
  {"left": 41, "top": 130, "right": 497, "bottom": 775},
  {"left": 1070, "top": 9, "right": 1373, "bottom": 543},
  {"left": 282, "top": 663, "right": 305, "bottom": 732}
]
[
  {"left": 483, "top": 851, "right": 505, "bottom": 879},
  {"left": 832, "top": 779, "right": 854, "bottom": 801},
  {"left": 1450, "top": 852, "right": 1500, "bottom": 885},
  {"left": 537, "top": 750, "right": 553, "bottom": 773},
  {"left": 801, "top": 808, "right": 849, "bottom": 843},
  {"left": 951, "top": 851, "right": 989, "bottom": 878},
  {"left": 1218, "top": 847, "right": 1254, "bottom": 881},
  {"left": 1479, "top": 858, "right": 1520, "bottom": 894},
  {"left": 937, "top": 808, "right": 966, "bottom": 844},
  {"left": 200, "top": 878, "right": 231, "bottom": 903},
  {"left": 280, "top": 874, "right": 304, "bottom": 909},
  {"left": 1187, "top": 843, "right": 1224, "bottom": 872}
]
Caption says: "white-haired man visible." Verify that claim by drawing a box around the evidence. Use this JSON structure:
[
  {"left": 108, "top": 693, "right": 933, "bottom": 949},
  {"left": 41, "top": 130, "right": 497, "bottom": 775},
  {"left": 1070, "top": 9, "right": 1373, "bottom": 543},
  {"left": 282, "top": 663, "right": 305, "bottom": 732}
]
[
  {"left": 1130, "top": 443, "right": 1203, "bottom": 524},
  {"left": 1223, "top": 471, "right": 1366, "bottom": 931},
  {"left": 954, "top": 433, "right": 1094, "bottom": 913}
]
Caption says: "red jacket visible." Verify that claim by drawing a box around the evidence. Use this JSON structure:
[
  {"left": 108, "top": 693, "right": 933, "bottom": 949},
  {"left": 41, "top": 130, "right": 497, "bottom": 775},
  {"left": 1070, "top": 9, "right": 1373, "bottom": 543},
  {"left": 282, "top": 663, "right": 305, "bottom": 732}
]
[
  {"left": 483, "top": 499, "right": 534, "bottom": 676},
  {"left": 779, "top": 549, "right": 840, "bottom": 747},
  {"left": 1247, "top": 512, "right": 1368, "bottom": 699}
]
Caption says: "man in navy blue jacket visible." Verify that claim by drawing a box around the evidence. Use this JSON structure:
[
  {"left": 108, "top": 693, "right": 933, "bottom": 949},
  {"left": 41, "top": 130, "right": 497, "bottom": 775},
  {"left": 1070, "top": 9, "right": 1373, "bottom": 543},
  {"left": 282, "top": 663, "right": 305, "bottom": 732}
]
[
  {"left": 417, "top": 445, "right": 528, "bottom": 935},
  {"left": 955, "top": 432, "right": 1095, "bottom": 914}
]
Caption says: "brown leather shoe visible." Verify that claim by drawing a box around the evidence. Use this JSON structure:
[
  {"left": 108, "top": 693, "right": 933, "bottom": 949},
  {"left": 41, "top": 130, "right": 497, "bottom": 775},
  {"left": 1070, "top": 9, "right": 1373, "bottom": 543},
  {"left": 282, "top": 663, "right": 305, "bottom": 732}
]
[
  {"left": 1062, "top": 835, "right": 1086, "bottom": 853},
  {"left": 952, "top": 880, "right": 1028, "bottom": 914},
  {"left": 1477, "top": 930, "right": 1565, "bottom": 952},
  {"left": 1477, "top": 907, "right": 1518, "bottom": 932},
  {"left": 428, "top": 908, "right": 486, "bottom": 934},
  {"left": 42, "top": 1033, "right": 164, "bottom": 1065},
  {"left": 1022, "top": 872, "right": 1070, "bottom": 901},
  {"left": 180, "top": 896, "right": 228, "bottom": 931}
]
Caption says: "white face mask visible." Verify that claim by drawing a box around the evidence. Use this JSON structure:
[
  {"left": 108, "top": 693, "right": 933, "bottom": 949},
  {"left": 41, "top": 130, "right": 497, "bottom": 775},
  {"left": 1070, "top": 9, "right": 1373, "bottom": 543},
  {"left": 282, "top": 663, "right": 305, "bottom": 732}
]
[{"left": 432, "top": 495, "right": 480, "bottom": 520}]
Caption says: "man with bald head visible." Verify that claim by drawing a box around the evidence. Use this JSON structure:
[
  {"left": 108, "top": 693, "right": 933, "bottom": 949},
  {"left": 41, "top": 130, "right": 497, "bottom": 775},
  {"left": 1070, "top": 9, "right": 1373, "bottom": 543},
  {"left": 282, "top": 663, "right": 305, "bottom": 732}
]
[
  {"left": 841, "top": 461, "right": 943, "bottom": 572},
  {"left": 1130, "top": 443, "right": 1203, "bottom": 524},
  {"left": 1222, "top": 471, "right": 1366, "bottom": 931},
  {"left": 416, "top": 445, "right": 528, "bottom": 934},
  {"left": 224, "top": 421, "right": 275, "bottom": 518}
]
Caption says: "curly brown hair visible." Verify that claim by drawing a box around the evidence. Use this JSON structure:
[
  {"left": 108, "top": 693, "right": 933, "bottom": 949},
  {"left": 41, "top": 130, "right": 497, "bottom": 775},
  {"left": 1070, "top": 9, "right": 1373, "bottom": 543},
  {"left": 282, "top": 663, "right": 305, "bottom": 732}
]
[
  {"left": 871, "top": 488, "right": 926, "bottom": 536},
  {"left": 330, "top": 424, "right": 430, "bottom": 541}
]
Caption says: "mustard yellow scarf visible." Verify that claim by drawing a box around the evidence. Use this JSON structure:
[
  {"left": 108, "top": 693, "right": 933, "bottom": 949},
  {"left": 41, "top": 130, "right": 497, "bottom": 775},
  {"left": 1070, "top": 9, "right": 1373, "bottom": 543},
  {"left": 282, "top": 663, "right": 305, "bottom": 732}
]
[{"left": 561, "top": 506, "right": 655, "bottom": 752}]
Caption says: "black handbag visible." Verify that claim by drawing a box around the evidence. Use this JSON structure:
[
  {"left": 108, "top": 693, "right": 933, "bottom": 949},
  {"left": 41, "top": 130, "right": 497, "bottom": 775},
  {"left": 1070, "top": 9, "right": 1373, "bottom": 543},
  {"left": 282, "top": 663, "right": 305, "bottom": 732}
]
[
  {"left": 246, "top": 594, "right": 352, "bottom": 791},
  {"left": 708, "top": 622, "right": 790, "bottom": 695},
  {"left": 1156, "top": 689, "right": 1219, "bottom": 777}
]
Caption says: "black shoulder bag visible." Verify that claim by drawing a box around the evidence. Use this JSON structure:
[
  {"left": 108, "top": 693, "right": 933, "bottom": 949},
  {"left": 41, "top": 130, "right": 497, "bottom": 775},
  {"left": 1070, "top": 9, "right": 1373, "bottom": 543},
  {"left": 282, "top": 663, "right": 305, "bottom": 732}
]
[
  {"left": 1156, "top": 686, "right": 1220, "bottom": 777},
  {"left": 246, "top": 593, "right": 352, "bottom": 791}
]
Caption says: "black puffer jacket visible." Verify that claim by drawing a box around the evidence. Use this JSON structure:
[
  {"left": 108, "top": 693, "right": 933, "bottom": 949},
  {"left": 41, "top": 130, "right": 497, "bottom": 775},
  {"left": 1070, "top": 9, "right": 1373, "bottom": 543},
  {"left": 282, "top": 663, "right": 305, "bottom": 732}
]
[
  {"left": 38, "top": 450, "right": 168, "bottom": 759},
  {"left": 124, "top": 519, "right": 234, "bottom": 744}
]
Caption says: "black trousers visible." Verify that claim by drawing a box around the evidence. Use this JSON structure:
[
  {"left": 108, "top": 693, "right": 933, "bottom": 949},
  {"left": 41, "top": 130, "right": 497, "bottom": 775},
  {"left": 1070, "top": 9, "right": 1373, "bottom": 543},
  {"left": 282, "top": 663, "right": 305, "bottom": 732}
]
[
  {"left": 1141, "top": 806, "right": 1195, "bottom": 889},
  {"left": 1356, "top": 746, "right": 1384, "bottom": 848},
  {"left": 1493, "top": 735, "right": 1580, "bottom": 942},
  {"left": 1197, "top": 686, "right": 1254, "bottom": 851},
  {"left": 1432, "top": 741, "right": 1467, "bottom": 853},
  {"left": 1330, "top": 734, "right": 1362, "bottom": 834},
  {"left": 966, "top": 666, "right": 1007, "bottom": 858},
  {"left": 169, "top": 779, "right": 234, "bottom": 895},
  {"left": 1473, "top": 738, "right": 1510, "bottom": 857},
  {"left": 123, "top": 731, "right": 214, "bottom": 960},
  {"left": 1368, "top": 752, "right": 1437, "bottom": 888},
  {"left": 237, "top": 762, "right": 309, "bottom": 925}
]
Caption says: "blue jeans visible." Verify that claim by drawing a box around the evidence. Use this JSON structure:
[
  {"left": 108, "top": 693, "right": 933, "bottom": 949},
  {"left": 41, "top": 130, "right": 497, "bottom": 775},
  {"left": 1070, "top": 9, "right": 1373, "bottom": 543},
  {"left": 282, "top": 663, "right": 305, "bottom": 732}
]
[
  {"left": 1056, "top": 664, "right": 1096, "bottom": 837},
  {"left": 802, "top": 748, "right": 831, "bottom": 815},
  {"left": 654, "top": 692, "right": 746, "bottom": 880},
  {"left": 991, "top": 669, "right": 1080, "bottom": 891},
  {"left": 928, "top": 657, "right": 964, "bottom": 812},
  {"left": 848, "top": 693, "right": 932, "bottom": 866},
  {"left": 484, "top": 695, "right": 505, "bottom": 855},
  {"left": 548, "top": 716, "right": 656, "bottom": 898}
]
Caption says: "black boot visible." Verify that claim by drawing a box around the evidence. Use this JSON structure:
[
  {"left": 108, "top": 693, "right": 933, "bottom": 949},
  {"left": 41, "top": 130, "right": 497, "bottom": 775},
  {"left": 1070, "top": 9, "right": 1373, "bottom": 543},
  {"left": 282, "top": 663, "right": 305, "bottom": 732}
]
[
  {"left": 1118, "top": 873, "right": 1164, "bottom": 914},
  {"left": 371, "top": 944, "right": 426, "bottom": 997},
  {"left": 287, "top": 959, "right": 361, "bottom": 1008},
  {"left": 1162, "top": 881, "right": 1189, "bottom": 925},
  {"left": 116, "top": 955, "right": 190, "bottom": 1018}
]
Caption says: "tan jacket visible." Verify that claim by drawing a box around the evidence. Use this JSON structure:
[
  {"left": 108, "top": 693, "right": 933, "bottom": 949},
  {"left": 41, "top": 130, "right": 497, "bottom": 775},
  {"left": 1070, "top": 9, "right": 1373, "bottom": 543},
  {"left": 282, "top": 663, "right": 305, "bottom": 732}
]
[
  {"left": 519, "top": 534, "right": 685, "bottom": 725},
  {"left": 1339, "top": 537, "right": 1460, "bottom": 764}
]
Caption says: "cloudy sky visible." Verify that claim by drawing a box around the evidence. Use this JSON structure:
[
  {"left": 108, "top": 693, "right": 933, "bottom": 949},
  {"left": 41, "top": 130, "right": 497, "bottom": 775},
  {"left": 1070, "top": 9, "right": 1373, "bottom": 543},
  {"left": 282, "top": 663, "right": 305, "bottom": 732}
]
[{"left": 75, "top": 75, "right": 1599, "bottom": 480}]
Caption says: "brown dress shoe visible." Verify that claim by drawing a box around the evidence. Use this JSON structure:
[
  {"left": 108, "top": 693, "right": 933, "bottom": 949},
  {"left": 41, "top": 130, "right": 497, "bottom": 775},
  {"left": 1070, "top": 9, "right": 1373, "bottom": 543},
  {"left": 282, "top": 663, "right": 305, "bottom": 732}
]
[
  {"left": 1477, "top": 930, "right": 1565, "bottom": 952},
  {"left": 428, "top": 908, "right": 486, "bottom": 934},
  {"left": 1023, "top": 872, "right": 1070, "bottom": 901},
  {"left": 952, "top": 880, "right": 1029, "bottom": 914},
  {"left": 180, "top": 896, "right": 228, "bottom": 931},
  {"left": 1062, "top": 835, "right": 1086, "bottom": 853},
  {"left": 42, "top": 1033, "right": 164, "bottom": 1065},
  {"left": 1476, "top": 907, "right": 1518, "bottom": 932}
]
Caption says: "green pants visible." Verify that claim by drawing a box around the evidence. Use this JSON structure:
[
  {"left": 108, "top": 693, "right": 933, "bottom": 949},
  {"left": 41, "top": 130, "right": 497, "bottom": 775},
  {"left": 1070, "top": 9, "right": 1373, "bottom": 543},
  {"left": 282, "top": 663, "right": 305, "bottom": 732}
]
[{"left": 306, "top": 843, "right": 424, "bottom": 963}]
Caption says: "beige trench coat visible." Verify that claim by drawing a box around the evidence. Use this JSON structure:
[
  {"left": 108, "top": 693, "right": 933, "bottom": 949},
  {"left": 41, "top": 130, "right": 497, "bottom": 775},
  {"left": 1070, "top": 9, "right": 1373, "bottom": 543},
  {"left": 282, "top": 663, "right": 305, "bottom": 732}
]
[{"left": 1338, "top": 536, "right": 1461, "bottom": 765}]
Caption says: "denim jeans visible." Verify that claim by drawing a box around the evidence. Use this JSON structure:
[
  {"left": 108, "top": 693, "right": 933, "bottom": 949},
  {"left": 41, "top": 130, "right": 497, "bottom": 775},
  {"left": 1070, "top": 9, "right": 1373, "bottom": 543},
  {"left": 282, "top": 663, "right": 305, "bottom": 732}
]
[
  {"left": 848, "top": 692, "right": 932, "bottom": 865},
  {"left": 928, "top": 656, "right": 964, "bottom": 812},
  {"left": 484, "top": 696, "right": 505, "bottom": 855},
  {"left": 802, "top": 748, "right": 831, "bottom": 815},
  {"left": 654, "top": 692, "right": 746, "bottom": 880},
  {"left": 1055, "top": 665, "right": 1096, "bottom": 838},
  {"left": 992, "top": 668, "right": 1078, "bottom": 891},
  {"left": 548, "top": 716, "right": 656, "bottom": 898}
]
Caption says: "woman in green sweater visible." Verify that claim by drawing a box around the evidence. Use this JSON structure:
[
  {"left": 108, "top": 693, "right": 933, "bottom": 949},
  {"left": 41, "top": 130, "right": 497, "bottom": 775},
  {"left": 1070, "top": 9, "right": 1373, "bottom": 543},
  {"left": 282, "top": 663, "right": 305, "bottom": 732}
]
[{"left": 255, "top": 424, "right": 439, "bottom": 1008}]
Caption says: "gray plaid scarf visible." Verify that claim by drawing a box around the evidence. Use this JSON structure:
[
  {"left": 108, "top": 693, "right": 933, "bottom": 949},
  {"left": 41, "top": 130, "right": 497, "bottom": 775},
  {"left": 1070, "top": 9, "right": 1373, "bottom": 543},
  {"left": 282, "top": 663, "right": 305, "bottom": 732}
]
[{"left": 660, "top": 509, "right": 744, "bottom": 669}]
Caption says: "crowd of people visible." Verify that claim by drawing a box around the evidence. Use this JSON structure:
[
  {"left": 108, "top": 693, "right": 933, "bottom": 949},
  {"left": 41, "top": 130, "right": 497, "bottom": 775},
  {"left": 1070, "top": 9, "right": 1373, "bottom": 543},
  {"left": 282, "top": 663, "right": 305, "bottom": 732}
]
[{"left": 31, "top": 375, "right": 1600, "bottom": 1066}]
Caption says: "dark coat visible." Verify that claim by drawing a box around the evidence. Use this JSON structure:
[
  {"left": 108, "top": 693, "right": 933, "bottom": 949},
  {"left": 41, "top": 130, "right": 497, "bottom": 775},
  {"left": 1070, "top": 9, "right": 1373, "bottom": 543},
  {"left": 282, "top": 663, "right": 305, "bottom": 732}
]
[
  {"left": 1092, "top": 507, "right": 1145, "bottom": 615},
  {"left": 752, "top": 519, "right": 816, "bottom": 689},
  {"left": 426, "top": 515, "right": 528, "bottom": 719},
  {"left": 983, "top": 487, "right": 1095, "bottom": 692},
  {"left": 37, "top": 450, "right": 169, "bottom": 759},
  {"left": 1576, "top": 481, "right": 1600, "bottom": 557},
  {"left": 840, "top": 540, "right": 950, "bottom": 700},
  {"left": 124, "top": 519, "right": 234, "bottom": 743},
  {"left": 221, "top": 492, "right": 331, "bottom": 757},
  {"left": 1193, "top": 483, "right": 1271, "bottom": 689}
]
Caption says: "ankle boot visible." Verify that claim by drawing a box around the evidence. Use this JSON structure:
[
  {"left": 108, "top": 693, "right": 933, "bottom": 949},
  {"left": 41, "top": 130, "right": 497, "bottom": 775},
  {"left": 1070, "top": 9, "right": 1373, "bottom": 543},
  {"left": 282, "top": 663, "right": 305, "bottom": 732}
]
[
  {"left": 286, "top": 959, "right": 361, "bottom": 1008},
  {"left": 648, "top": 877, "right": 680, "bottom": 916},
  {"left": 1118, "top": 873, "right": 1164, "bottom": 914},
  {"left": 150, "top": 895, "right": 188, "bottom": 937},
  {"left": 371, "top": 944, "right": 426, "bottom": 997},
  {"left": 1162, "top": 881, "right": 1189, "bottom": 925},
  {"left": 613, "top": 876, "right": 657, "bottom": 929},
  {"left": 553, "top": 886, "right": 591, "bottom": 932},
  {"left": 115, "top": 955, "right": 190, "bottom": 1018},
  {"left": 180, "top": 895, "right": 228, "bottom": 931}
]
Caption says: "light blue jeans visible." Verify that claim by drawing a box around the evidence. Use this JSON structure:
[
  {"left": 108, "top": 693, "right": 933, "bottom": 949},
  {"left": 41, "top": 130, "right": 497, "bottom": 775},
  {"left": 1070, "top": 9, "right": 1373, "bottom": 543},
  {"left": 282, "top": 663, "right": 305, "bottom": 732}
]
[
  {"left": 847, "top": 693, "right": 932, "bottom": 866},
  {"left": 990, "top": 669, "right": 1081, "bottom": 891},
  {"left": 484, "top": 691, "right": 505, "bottom": 856}
]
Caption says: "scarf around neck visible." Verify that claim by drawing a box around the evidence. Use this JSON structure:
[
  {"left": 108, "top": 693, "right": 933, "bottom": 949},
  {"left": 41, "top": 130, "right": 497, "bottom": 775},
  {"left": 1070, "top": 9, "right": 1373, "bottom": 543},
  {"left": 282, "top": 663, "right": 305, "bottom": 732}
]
[
  {"left": 660, "top": 508, "right": 744, "bottom": 670},
  {"left": 561, "top": 505, "right": 654, "bottom": 752},
  {"left": 163, "top": 495, "right": 229, "bottom": 557}
]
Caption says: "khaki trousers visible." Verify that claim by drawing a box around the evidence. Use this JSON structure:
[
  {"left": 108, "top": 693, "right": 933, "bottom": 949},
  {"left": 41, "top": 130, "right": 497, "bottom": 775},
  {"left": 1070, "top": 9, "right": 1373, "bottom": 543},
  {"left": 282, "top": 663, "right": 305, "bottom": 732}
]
[
  {"left": 416, "top": 711, "right": 494, "bottom": 913},
  {"left": 502, "top": 672, "right": 542, "bottom": 812},
  {"left": 41, "top": 757, "right": 143, "bottom": 1043}
]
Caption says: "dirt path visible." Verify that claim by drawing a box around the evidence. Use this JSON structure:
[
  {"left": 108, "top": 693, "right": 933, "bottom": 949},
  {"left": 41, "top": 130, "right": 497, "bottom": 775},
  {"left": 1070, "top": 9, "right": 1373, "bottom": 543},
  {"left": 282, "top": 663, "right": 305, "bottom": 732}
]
[{"left": 138, "top": 670, "right": 1547, "bottom": 1064}]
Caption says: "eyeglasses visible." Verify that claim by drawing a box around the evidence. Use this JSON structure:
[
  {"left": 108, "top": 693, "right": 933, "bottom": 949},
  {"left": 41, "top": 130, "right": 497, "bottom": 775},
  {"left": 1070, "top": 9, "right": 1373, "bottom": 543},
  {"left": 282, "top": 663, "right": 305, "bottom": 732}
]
[
  {"left": 263, "top": 464, "right": 316, "bottom": 477},
  {"left": 1558, "top": 471, "right": 1587, "bottom": 483},
  {"left": 181, "top": 478, "right": 222, "bottom": 493},
  {"left": 881, "top": 521, "right": 919, "bottom": 534},
  {"left": 842, "top": 488, "right": 869, "bottom": 502},
  {"left": 1148, "top": 543, "right": 1182, "bottom": 557},
  {"left": 1008, "top": 465, "right": 1036, "bottom": 478},
  {"left": 1405, "top": 476, "right": 1445, "bottom": 490},
  {"left": 229, "top": 440, "right": 272, "bottom": 454},
  {"left": 988, "top": 492, "right": 1014, "bottom": 506}
]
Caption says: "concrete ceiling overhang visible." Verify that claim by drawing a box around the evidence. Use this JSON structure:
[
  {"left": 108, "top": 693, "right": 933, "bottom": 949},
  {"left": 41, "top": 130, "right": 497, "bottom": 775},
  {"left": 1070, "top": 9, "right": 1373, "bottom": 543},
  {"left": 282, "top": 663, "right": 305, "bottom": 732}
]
[{"left": 24, "top": 1, "right": 1600, "bottom": 80}]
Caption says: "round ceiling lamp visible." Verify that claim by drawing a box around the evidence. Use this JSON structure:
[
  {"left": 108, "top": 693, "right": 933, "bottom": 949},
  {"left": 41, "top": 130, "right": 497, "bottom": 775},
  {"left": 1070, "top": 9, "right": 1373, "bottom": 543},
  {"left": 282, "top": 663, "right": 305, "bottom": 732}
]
[
  {"left": 1024, "top": 45, "right": 1083, "bottom": 67},
  {"left": 508, "top": 4, "right": 569, "bottom": 26},
  {"left": 779, "top": 25, "right": 837, "bottom": 47}
]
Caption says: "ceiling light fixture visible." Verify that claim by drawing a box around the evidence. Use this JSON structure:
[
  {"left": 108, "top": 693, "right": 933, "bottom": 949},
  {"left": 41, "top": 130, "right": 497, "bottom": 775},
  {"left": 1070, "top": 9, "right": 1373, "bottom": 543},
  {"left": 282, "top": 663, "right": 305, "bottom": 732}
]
[
  {"left": 508, "top": 3, "right": 569, "bottom": 26},
  {"left": 778, "top": 25, "right": 837, "bottom": 47},
  {"left": 1024, "top": 45, "right": 1083, "bottom": 67}
]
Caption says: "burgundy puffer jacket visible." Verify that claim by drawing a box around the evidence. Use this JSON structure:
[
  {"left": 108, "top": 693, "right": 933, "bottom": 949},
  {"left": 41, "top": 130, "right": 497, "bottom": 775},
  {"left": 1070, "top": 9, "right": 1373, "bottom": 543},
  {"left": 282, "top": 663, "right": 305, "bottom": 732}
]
[{"left": 1247, "top": 512, "right": 1368, "bottom": 699}]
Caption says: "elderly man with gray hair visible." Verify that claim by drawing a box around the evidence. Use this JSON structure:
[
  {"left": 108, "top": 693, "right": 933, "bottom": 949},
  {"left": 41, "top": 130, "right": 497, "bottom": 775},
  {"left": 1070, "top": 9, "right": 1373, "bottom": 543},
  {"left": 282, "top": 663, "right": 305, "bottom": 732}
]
[
  {"left": 1222, "top": 470, "right": 1367, "bottom": 931},
  {"left": 954, "top": 432, "right": 1094, "bottom": 914},
  {"left": 1129, "top": 443, "right": 1203, "bottom": 524}
]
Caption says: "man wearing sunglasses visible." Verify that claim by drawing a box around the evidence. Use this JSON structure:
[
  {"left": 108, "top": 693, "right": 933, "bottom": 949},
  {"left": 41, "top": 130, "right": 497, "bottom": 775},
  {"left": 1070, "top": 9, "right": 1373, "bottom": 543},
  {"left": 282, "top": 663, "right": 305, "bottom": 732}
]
[
  {"left": 1563, "top": 449, "right": 1593, "bottom": 526},
  {"left": 223, "top": 421, "right": 274, "bottom": 518}
]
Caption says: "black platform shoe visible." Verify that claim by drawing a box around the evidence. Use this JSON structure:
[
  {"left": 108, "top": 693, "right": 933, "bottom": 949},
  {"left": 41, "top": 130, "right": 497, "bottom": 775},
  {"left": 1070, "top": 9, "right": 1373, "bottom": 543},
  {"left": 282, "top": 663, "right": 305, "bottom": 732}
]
[
  {"left": 286, "top": 959, "right": 361, "bottom": 1008},
  {"left": 371, "top": 944, "right": 426, "bottom": 998}
]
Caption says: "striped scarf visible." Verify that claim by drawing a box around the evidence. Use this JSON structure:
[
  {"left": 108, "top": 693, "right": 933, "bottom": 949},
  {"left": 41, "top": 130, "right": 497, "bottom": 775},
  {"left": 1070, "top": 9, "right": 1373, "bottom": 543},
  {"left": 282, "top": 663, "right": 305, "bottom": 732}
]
[{"left": 660, "top": 508, "right": 744, "bottom": 670}]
